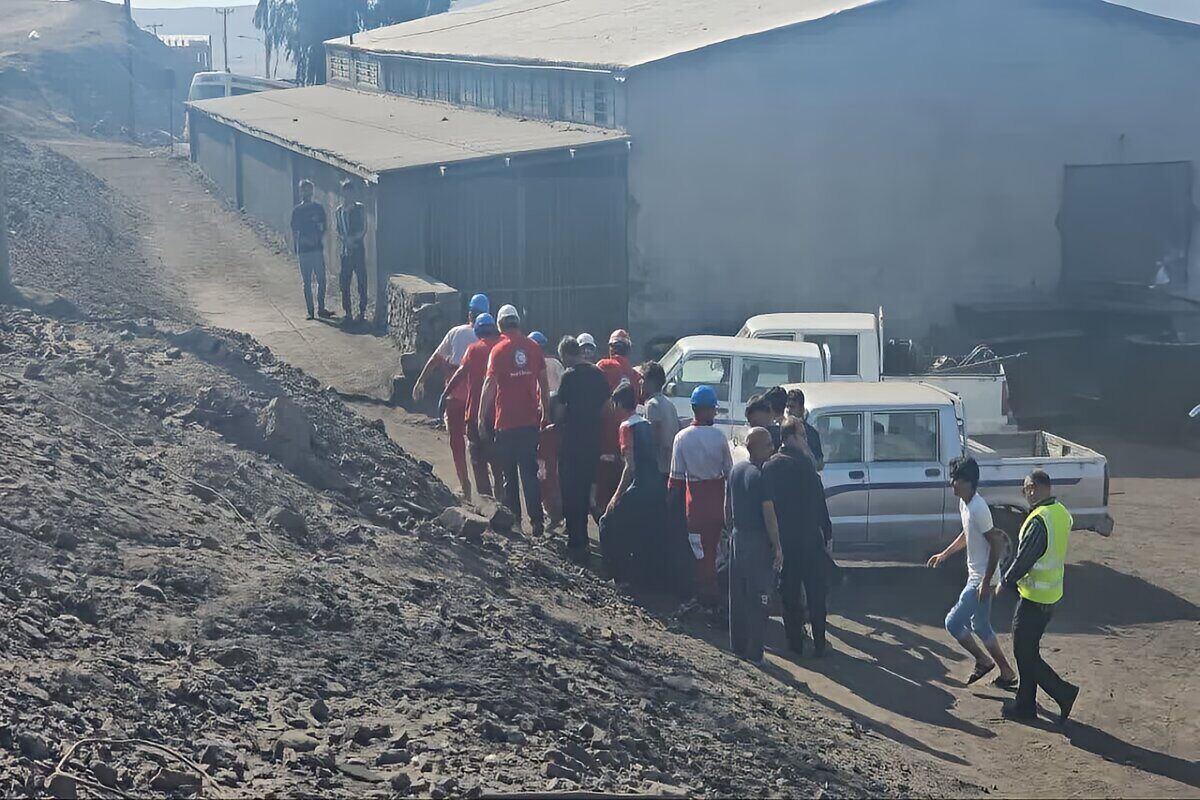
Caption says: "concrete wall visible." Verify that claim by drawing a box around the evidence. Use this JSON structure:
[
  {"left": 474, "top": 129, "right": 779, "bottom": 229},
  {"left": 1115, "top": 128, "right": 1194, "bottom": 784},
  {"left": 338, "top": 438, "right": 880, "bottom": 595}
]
[
  {"left": 239, "top": 135, "right": 293, "bottom": 237},
  {"left": 624, "top": 0, "right": 1200, "bottom": 348},
  {"left": 190, "top": 112, "right": 238, "bottom": 203}
]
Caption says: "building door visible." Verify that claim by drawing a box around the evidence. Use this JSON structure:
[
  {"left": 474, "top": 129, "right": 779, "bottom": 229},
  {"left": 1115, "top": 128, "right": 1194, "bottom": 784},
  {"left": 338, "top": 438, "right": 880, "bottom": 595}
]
[{"left": 1060, "top": 162, "right": 1193, "bottom": 290}]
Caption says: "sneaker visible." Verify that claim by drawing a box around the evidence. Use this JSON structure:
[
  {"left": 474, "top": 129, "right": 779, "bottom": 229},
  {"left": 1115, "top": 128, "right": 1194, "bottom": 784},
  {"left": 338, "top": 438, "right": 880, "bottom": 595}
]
[
  {"left": 305, "top": 312, "right": 315, "bottom": 320},
  {"left": 1058, "top": 684, "right": 1079, "bottom": 725}
]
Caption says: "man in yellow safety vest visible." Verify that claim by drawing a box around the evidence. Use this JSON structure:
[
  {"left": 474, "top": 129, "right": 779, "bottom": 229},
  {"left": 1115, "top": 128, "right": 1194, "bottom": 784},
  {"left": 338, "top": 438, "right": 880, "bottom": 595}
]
[{"left": 1000, "top": 469, "right": 1079, "bottom": 724}]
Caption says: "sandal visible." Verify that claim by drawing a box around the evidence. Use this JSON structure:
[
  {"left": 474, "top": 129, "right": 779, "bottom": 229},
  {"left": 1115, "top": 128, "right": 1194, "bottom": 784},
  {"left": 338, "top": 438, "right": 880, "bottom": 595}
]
[
  {"left": 993, "top": 675, "right": 1018, "bottom": 691},
  {"left": 966, "top": 662, "right": 995, "bottom": 685}
]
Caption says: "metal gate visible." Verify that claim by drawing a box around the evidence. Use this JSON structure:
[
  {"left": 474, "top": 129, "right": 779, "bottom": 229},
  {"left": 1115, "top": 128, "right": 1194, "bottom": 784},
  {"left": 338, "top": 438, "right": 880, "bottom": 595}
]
[{"left": 424, "top": 152, "right": 628, "bottom": 344}]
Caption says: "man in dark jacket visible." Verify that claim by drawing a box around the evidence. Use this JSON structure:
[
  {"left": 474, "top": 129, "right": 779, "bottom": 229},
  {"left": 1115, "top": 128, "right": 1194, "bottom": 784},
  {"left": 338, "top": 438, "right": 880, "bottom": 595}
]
[
  {"left": 554, "top": 336, "right": 611, "bottom": 560},
  {"left": 763, "top": 417, "right": 833, "bottom": 656}
]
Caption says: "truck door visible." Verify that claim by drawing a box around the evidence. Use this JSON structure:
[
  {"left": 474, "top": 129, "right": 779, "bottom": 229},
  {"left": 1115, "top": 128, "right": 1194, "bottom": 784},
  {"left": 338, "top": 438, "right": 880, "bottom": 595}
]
[
  {"left": 865, "top": 409, "right": 947, "bottom": 544},
  {"left": 811, "top": 412, "right": 868, "bottom": 544},
  {"left": 664, "top": 353, "right": 734, "bottom": 432},
  {"left": 735, "top": 356, "right": 808, "bottom": 423}
]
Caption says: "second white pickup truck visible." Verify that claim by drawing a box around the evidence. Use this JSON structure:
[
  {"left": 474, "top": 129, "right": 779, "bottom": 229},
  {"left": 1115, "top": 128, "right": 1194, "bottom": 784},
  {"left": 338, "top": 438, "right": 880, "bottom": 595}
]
[{"left": 738, "top": 382, "right": 1113, "bottom": 564}]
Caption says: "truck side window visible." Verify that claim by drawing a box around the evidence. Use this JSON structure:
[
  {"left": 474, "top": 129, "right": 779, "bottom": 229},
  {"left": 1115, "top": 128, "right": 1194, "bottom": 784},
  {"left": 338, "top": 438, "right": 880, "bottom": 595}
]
[
  {"left": 740, "top": 357, "right": 804, "bottom": 402},
  {"left": 814, "top": 413, "right": 864, "bottom": 464},
  {"left": 871, "top": 411, "right": 939, "bottom": 462},
  {"left": 672, "top": 357, "right": 731, "bottom": 402},
  {"left": 805, "top": 334, "right": 859, "bottom": 377}
]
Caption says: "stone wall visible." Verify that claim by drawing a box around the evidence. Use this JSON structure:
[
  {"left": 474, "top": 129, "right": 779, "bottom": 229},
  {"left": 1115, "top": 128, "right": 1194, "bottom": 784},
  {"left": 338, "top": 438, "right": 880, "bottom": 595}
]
[{"left": 386, "top": 273, "right": 459, "bottom": 404}]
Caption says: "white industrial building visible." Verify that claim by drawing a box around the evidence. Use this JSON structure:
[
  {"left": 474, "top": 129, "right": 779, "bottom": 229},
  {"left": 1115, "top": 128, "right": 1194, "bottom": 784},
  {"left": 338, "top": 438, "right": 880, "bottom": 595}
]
[{"left": 191, "top": 0, "right": 1200, "bottom": 350}]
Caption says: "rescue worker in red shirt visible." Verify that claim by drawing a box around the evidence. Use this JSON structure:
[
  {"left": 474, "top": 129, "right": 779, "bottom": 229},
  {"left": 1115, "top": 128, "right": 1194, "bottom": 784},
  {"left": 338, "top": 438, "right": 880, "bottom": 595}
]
[
  {"left": 669, "top": 385, "right": 733, "bottom": 607},
  {"left": 441, "top": 313, "right": 503, "bottom": 498},
  {"left": 593, "top": 330, "right": 643, "bottom": 519},
  {"left": 413, "top": 293, "right": 489, "bottom": 499},
  {"left": 478, "top": 305, "right": 550, "bottom": 536}
]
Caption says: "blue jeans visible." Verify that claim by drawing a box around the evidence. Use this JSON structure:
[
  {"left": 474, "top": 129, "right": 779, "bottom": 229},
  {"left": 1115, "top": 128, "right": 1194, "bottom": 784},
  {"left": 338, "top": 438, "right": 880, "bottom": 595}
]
[{"left": 945, "top": 581, "right": 996, "bottom": 643}]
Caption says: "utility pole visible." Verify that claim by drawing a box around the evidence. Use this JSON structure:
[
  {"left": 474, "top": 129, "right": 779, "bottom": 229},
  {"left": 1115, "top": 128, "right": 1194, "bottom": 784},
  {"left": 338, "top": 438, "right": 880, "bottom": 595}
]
[
  {"left": 145, "top": 23, "right": 164, "bottom": 36},
  {"left": 123, "top": 0, "right": 132, "bottom": 21},
  {"left": 215, "top": 7, "right": 234, "bottom": 73}
]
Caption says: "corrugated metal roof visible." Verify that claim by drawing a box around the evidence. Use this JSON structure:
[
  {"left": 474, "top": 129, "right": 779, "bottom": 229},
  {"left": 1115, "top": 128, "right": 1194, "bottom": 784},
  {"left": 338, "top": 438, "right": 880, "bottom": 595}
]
[
  {"left": 187, "top": 85, "right": 627, "bottom": 179},
  {"left": 335, "top": 0, "right": 885, "bottom": 70},
  {"left": 337, "top": 0, "right": 1200, "bottom": 71}
]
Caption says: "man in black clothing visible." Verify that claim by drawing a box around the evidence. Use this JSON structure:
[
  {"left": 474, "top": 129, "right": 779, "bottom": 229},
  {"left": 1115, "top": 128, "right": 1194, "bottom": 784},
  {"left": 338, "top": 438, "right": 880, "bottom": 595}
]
[
  {"left": 289, "top": 180, "right": 332, "bottom": 320},
  {"left": 554, "top": 336, "right": 610, "bottom": 559},
  {"left": 1000, "top": 469, "right": 1080, "bottom": 723},
  {"left": 763, "top": 417, "right": 833, "bottom": 656},
  {"left": 745, "top": 395, "right": 780, "bottom": 450},
  {"left": 335, "top": 179, "right": 368, "bottom": 322},
  {"left": 785, "top": 388, "right": 825, "bottom": 470}
]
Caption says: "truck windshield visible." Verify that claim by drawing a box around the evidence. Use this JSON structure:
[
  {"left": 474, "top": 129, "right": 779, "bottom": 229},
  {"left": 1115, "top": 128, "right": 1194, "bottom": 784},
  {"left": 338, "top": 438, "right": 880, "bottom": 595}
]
[{"left": 804, "top": 334, "right": 858, "bottom": 376}]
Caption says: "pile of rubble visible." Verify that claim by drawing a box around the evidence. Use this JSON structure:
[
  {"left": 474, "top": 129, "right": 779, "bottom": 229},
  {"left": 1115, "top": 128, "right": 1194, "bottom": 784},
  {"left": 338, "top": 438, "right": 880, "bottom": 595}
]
[{"left": 0, "top": 307, "right": 962, "bottom": 798}]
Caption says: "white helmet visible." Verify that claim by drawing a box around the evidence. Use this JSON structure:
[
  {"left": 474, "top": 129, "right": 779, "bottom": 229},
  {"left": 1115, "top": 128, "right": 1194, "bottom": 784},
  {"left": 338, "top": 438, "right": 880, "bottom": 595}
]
[
  {"left": 496, "top": 304, "right": 520, "bottom": 324},
  {"left": 577, "top": 332, "right": 596, "bottom": 348}
]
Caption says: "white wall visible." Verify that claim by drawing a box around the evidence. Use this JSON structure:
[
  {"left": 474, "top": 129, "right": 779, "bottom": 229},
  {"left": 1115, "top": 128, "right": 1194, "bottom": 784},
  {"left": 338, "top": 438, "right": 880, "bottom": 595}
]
[{"left": 624, "top": 0, "right": 1200, "bottom": 348}]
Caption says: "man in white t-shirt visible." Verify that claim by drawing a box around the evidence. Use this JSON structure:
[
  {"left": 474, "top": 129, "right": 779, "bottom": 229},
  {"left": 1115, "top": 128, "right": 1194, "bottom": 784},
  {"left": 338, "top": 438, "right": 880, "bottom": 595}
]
[
  {"left": 412, "top": 293, "right": 490, "bottom": 499},
  {"left": 928, "top": 457, "right": 1018, "bottom": 688}
]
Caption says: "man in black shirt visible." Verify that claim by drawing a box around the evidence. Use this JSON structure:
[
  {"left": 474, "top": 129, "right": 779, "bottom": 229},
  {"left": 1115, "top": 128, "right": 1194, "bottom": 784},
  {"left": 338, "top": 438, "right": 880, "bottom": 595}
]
[
  {"left": 289, "top": 180, "right": 331, "bottom": 320},
  {"left": 726, "top": 427, "right": 784, "bottom": 664},
  {"left": 763, "top": 417, "right": 833, "bottom": 656},
  {"left": 785, "top": 388, "right": 825, "bottom": 470},
  {"left": 553, "top": 336, "right": 611, "bottom": 559},
  {"left": 335, "top": 179, "right": 369, "bottom": 323}
]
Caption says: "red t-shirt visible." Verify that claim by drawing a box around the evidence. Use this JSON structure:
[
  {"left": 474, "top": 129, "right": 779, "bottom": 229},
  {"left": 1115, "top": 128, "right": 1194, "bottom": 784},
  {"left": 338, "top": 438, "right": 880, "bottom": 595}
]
[
  {"left": 486, "top": 332, "right": 546, "bottom": 431},
  {"left": 449, "top": 335, "right": 500, "bottom": 428},
  {"left": 597, "top": 355, "right": 641, "bottom": 455}
]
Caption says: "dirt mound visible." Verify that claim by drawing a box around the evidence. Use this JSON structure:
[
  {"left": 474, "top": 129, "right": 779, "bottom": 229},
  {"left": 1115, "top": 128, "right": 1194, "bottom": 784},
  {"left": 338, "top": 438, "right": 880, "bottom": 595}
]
[
  {"left": 0, "top": 0, "right": 199, "bottom": 140},
  {"left": 0, "top": 306, "right": 963, "bottom": 797},
  {"left": 1, "top": 133, "right": 190, "bottom": 321}
]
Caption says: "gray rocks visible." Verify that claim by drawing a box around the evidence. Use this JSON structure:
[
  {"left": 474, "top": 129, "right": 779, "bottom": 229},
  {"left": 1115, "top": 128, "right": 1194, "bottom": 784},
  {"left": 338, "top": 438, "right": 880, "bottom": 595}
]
[
  {"left": 337, "top": 763, "right": 385, "bottom": 783},
  {"left": 274, "top": 730, "right": 319, "bottom": 757},
  {"left": 351, "top": 723, "right": 391, "bottom": 746},
  {"left": 265, "top": 506, "right": 308, "bottom": 540},
  {"left": 489, "top": 505, "right": 516, "bottom": 534},
  {"left": 438, "top": 507, "right": 488, "bottom": 541},
  {"left": 132, "top": 581, "right": 167, "bottom": 602},
  {"left": 17, "top": 731, "right": 50, "bottom": 760},
  {"left": 148, "top": 768, "right": 201, "bottom": 792}
]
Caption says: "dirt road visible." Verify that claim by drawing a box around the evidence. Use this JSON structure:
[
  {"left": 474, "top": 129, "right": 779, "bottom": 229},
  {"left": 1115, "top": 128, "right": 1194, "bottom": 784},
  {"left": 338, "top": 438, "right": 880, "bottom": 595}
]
[{"left": 51, "top": 138, "right": 1200, "bottom": 797}]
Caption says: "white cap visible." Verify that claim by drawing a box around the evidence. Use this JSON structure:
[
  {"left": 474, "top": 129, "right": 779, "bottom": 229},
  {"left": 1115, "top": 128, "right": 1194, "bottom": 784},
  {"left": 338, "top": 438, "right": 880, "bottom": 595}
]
[
  {"left": 577, "top": 333, "right": 596, "bottom": 348},
  {"left": 497, "top": 304, "right": 520, "bottom": 323}
]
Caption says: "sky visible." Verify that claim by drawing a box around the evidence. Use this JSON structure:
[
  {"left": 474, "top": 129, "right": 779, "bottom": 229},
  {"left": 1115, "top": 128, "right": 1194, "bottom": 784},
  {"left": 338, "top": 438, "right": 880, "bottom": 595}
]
[{"left": 103, "top": 0, "right": 255, "bottom": 8}]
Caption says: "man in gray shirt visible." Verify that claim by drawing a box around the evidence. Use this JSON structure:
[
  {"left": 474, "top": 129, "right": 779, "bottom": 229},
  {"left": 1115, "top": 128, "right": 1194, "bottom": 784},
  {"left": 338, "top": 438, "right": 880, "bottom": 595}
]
[
  {"left": 641, "top": 362, "right": 681, "bottom": 484},
  {"left": 726, "top": 427, "right": 784, "bottom": 665}
]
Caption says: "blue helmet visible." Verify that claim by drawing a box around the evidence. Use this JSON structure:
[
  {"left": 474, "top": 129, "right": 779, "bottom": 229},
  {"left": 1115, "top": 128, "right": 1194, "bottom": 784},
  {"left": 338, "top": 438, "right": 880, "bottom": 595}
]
[
  {"left": 473, "top": 313, "right": 496, "bottom": 334},
  {"left": 690, "top": 385, "right": 718, "bottom": 409},
  {"left": 529, "top": 331, "right": 548, "bottom": 349},
  {"left": 468, "top": 293, "right": 490, "bottom": 314}
]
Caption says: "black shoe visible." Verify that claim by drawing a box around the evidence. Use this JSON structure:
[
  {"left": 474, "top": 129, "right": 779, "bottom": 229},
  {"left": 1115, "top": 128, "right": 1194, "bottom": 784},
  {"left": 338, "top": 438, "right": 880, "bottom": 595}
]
[
  {"left": 318, "top": 309, "right": 335, "bottom": 318},
  {"left": 812, "top": 640, "right": 828, "bottom": 658},
  {"left": 1001, "top": 702, "right": 1037, "bottom": 722},
  {"left": 305, "top": 312, "right": 315, "bottom": 320},
  {"left": 788, "top": 637, "right": 806, "bottom": 657},
  {"left": 567, "top": 546, "right": 589, "bottom": 565},
  {"left": 1058, "top": 684, "right": 1079, "bottom": 725}
]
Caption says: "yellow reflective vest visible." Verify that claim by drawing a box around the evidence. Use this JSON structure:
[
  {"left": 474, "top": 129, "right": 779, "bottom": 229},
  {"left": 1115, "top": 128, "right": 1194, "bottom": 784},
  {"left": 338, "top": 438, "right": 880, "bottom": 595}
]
[{"left": 1017, "top": 500, "right": 1072, "bottom": 605}]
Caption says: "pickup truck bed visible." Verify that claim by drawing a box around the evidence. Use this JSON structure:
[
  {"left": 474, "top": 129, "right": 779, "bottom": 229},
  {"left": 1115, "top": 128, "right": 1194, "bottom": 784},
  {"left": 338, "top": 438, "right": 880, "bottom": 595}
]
[{"left": 968, "top": 432, "right": 1112, "bottom": 535}]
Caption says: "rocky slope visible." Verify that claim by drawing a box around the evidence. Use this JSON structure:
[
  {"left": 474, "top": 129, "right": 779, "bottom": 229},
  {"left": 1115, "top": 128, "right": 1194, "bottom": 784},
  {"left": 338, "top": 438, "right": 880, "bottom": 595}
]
[{"left": 0, "top": 307, "right": 969, "bottom": 797}]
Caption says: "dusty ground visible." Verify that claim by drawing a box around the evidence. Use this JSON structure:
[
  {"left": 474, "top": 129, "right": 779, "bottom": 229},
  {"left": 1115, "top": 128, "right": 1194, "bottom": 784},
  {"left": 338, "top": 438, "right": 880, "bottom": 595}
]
[{"left": 6, "top": 132, "right": 1199, "bottom": 797}]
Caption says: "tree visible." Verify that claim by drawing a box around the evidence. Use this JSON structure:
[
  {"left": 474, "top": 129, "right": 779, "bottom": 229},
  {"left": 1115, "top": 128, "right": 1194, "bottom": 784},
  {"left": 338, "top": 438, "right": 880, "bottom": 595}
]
[{"left": 254, "top": 0, "right": 450, "bottom": 86}]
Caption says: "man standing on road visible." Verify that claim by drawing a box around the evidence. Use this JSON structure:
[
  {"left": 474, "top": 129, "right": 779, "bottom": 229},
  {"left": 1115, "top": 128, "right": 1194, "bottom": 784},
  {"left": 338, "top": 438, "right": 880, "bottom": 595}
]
[
  {"left": 443, "top": 313, "right": 504, "bottom": 498},
  {"left": 595, "top": 330, "right": 643, "bottom": 518},
  {"left": 478, "top": 305, "right": 549, "bottom": 536},
  {"left": 785, "top": 388, "right": 825, "bottom": 470},
  {"left": 726, "top": 427, "right": 784, "bottom": 664},
  {"left": 928, "top": 457, "right": 1018, "bottom": 688},
  {"left": 289, "top": 180, "right": 332, "bottom": 321},
  {"left": 415, "top": 293, "right": 490, "bottom": 499},
  {"left": 763, "top": 418, "right": 833, "bottom": 656},
  {"left": 1000, "top": 470, "right": 1080, "bottom": 724},
  {"left": 335, "top": 179, "right": 369, "bottom": 323},
  {"left": 669, "top": 385, "right": 733, "bottom": 607},
  {"left": 554, "top": 336, "right": 610, "bottom": 560}
]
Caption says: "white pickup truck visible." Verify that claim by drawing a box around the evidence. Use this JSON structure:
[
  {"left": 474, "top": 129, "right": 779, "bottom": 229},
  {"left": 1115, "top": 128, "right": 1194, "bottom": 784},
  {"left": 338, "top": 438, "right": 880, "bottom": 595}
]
[
  {"left": 658, "top": 336, "right": 828, "bottom": 437},
  {"left": 744, "top": 382, "right": 1113, "bottom": 563},
  {"left": 737, "top": 312, "right": 1013, "bottom": 434}
]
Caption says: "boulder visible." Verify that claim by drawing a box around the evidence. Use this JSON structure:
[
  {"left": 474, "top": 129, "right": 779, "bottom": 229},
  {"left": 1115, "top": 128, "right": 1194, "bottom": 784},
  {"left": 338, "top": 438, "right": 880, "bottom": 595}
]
[
  {"left": 264, "top": 506, "right": 308, "bottom": 540},
  {"left": 438, "top": 507, "right": 488, "bottom": 541},
  {"left": 258, "top": 396, "right": 314, "bottom": 461}
]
